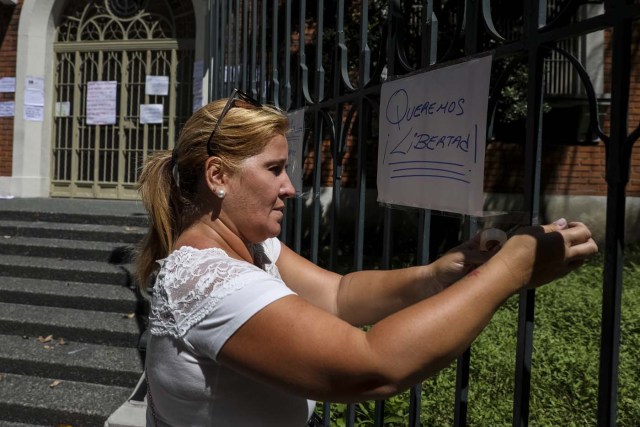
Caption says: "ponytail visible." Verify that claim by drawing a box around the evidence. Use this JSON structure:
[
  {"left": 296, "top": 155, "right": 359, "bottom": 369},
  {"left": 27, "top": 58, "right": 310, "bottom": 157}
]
[{"left": 135, "top": 151, "right": 178, "bottom": 292}]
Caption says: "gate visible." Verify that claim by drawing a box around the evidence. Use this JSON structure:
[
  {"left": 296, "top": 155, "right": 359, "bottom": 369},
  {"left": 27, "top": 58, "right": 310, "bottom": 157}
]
[
  {"left": 51, "top": 0, "right": 194, "bottom": 199},
  {"left": 208, "top": 0, "right": 639, "bottom": 425}
]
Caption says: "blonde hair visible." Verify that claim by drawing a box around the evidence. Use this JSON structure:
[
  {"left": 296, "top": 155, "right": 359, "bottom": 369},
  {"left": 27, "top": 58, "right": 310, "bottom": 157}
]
[{"left": 135, "top": 97, "right": 289, "bottom": 290}]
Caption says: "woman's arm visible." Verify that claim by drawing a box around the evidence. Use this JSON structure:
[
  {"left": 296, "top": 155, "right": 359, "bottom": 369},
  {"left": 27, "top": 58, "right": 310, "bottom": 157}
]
[
  {"left": 221, "top": 221, "right": 597, "bottom": 403},
  {"left": 277, "top": 233, "right": 492, "bottom": 326}
]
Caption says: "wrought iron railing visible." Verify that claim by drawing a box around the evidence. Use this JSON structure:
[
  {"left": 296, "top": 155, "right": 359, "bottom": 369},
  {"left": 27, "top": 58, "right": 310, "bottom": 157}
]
[{"left": 207, "top": 1, "right": 639, "bottom": 426}]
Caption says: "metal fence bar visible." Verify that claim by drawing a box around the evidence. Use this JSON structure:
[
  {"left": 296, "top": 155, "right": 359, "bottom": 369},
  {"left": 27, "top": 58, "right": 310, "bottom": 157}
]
[
  {"left": 511, "top": 1, "right": 546, "bottom": 425},
  {"left": 597, "top": 2, "right": 634, "bottom": 425}
]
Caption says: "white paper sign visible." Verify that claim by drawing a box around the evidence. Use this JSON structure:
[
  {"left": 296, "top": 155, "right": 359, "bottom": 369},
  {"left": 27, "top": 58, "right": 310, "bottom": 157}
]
[
  {"left": 25, "top": 76, "right": 44, "bottom": 91},
  {"left": 86, "top": 81, "right": 117, "bottom": 125},
  {"left": 24, "top": 88, "right": 45, "bottom": 106},
  {"left": 377, "top": 55, "right": 492, "bottom": 216},
  {"left": 55, "top": 101, "right": 71, "bottom": 117},
  {"left": 145, "top": 75, "right": 169, "bottom": 96},
  {"left": 24, "top": 105, "right": 44, "bottom": 122},
  {"left": 0, "top": 77, "right": 16, "bottom": 93},
  {"left": 192, "top": 60, "right": 204, "bottom": 112},
  {"left": 140, "top": 104, "right": 164, "bottom": 124},
  {"left": 0, "top": 101, "right": 15, "bottom": 117},
  {"left": 286, "top": 109, "right": 305, "bottom": 193}
]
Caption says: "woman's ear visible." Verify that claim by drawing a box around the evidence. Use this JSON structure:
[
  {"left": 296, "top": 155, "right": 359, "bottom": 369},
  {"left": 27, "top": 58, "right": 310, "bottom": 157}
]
[{"left": 204, "top": 156, "right": 225, "bottom": 193}]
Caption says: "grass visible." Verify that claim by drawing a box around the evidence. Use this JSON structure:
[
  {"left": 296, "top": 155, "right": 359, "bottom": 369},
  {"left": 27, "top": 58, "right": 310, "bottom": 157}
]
[{"left": 322, "top": 246, "right": 640, "bottom": 426}]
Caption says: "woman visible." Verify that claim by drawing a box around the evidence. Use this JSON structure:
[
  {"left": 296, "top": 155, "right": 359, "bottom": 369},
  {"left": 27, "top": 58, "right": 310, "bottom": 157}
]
[{"left": 137, "top": 89, "right": 597, "bottom": 426}]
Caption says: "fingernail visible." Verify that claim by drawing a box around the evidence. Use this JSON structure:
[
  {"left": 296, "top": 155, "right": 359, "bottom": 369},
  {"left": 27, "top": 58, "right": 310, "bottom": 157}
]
[{"left": 553, "top": 218, "right": 567, "bottom": 228}]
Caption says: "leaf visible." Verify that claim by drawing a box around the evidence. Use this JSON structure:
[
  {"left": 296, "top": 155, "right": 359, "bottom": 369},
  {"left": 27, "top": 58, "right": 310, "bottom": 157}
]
[
  {"left": 57, "top": 338, "right": 67, "bottom": 345},
  {"left": 49, "top": 380, "right": 62, "bottom": 388},
  {"left": 38, "top": 335, "right": 53, "bottom": 343},
  {"left": 123, "top": 312, "right": 135, "bottom": 319}
]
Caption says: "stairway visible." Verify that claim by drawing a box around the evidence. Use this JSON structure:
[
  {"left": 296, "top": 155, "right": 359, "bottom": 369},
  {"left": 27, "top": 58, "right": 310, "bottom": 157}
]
[{"left": 0, "top": 198, "right": 148, "bottom": 426}]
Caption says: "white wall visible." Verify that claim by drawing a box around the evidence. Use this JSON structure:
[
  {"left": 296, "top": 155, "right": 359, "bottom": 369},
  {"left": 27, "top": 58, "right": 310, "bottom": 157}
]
[{"left": 0, "top": 0, "right": 56, "bottom": 197}]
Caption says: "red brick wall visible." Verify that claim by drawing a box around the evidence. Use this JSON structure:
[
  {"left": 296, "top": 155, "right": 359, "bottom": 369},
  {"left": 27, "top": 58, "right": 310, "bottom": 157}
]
[
  {"left": 0, "top": 2, "right": 20, "bottom": 177},
  {"left": 484, "top": 26, "right": 640, "bottom": 197}
]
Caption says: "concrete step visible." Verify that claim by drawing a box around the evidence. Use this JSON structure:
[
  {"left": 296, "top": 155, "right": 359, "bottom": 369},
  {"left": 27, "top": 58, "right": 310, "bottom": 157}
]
[
  {"left": 0, "top": 373, "right": 132, "bottom": 426},
  {"left": 0, "top": 198, "right": 148, "bottom": 227},
  {"left": 0, "top": 199, "right": 148, "bottom": 425},
  {"left": 0, "top": 334, "right": 143, "bottom": 388},
  {"left": 0, "top": 235, "right": 135, "bottom": 262},
  {"left": 0, "top": 220, "right": 146, "bottom": 244},
  {"left": 0, "top": 421, "right": 48, "bottom": 427},
  {"left": 0, "top": 302, "right": 142, "bottom": 347},
  {"left": 0, "top": 277, "right": 139, "bottom": 313},
  {"left": 0, "top": 254, "right": 132, "bottom": 286}
]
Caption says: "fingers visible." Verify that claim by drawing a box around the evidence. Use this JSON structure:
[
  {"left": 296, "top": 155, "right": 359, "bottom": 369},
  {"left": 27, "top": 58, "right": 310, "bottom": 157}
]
[
  {"left": 539, "top": 218, "right": 568, "bottom": 234},
  {"left": 553, "top": 221, "right": 598, "bottom": 264}
]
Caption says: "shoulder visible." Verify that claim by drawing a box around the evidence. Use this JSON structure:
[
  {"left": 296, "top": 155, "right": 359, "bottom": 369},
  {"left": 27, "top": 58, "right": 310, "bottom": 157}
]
[{"left": 151, "top": 246, "right": 278, "bottom": 337}]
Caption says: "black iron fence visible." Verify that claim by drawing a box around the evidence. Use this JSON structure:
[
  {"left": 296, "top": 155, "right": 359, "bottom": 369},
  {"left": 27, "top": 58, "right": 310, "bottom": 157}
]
[{"left": 207, "top": 1, "right": 639, "bottom": 425}]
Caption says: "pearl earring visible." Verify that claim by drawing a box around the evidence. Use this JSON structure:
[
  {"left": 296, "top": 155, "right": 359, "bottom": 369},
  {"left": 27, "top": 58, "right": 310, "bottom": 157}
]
[{"left": 215, "top": 189, "right": 226, "bottom": 199}]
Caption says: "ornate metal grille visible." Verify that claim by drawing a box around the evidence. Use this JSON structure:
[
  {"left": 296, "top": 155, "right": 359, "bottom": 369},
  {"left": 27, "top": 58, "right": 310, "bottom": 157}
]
[{"left": 51, "top": 0, "right": 194, "bottom": 199}]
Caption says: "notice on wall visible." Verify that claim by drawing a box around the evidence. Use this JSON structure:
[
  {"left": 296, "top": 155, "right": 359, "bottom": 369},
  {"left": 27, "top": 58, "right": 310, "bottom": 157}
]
[
  {"left": 377, "top": 55, "right": 492, "bottom": 216},
  {"left": 24, "top": 76, "right": 45, "bottom": 116},
  {"left": 24, "top": 88, "right": 45, "bottom": 106},
  {"left": 192, "top": 60, "right": 204, "bottom": 112},
  {"left": 86, "top": 81, "right": 117, "bottom": 125},
  {"left": 55, "top": 102, "right": 71, "bottom": 117},
  {"left": 286, "top": 109, "right": 305, "bottom": 194},
  {"left": 0, "top": 77, "right": 16, "bottom": 93},
  {"left": 24, "top": 105, "right": 44, "bottom": 122},
  {"left": 140, "top": 104, "right": 164, "bottom": 124},
  {"left": 25, "top": 76, "right": 44, "bottom": 91},
  {"left": 0, "top": 101, "right": 15, "bottom": 117},
  {"left": 145, "top": 75, "right": 169, "bottom": 96}
]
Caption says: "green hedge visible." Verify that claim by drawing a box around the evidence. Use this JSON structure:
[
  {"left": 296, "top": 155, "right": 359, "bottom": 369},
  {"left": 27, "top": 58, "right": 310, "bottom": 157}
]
[{"left": 323, "top": 247, "right": 640, "bottom": 426}]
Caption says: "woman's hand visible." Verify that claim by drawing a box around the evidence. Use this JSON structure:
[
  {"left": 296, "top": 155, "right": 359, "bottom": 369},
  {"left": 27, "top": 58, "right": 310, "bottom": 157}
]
[
  {"left": 492, "top": 219, "right": 598, "bottom": 292},
  {"left": 430, "top": 233, "right": 497, "bottom": 292}
]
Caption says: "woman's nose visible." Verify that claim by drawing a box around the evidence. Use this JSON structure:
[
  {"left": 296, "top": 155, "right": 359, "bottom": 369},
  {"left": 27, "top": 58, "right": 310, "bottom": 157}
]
[{"left": 280, "top": 172, "right": 296, "bottom": 198}]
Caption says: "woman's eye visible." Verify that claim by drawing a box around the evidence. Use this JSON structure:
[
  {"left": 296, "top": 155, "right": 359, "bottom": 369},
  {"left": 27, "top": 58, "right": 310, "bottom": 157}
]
[{"left": 270, "top": 166, "right": 284, "bottom": 175}]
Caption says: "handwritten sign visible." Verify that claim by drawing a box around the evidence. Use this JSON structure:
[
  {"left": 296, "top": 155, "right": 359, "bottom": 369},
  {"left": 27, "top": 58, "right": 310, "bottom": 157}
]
[
  {"left": 286, "top": 109, "right": 305, "bottom": 194},
  {"left": 24, "top": 88, "right": 45, "bottom": 106},
  {"left": 0, "top": 77, "right": 15, "bottom": 93},
  {"left": 377, "top": 55, "right": 492, "bottom": 216},
  {"left": 145, "top": 75, "right": 169, "bottom": 96},
  {"left": 0, "top": 101, "right": 15, "bottom": 117},
  {"left": 140, "top": 104, "right": 164, "bottom": 124},
  {"left": 86, "top": 81, "right": 117, "bottom": 125},
  {"left": 55, "top": 101, "right": 71, "bottom": 117},
  {"left": 192, "top": 60, "right": 204, "bottom": 112},
  {"left": 24, "top": 105, "right": 44, "bottom": 122}
]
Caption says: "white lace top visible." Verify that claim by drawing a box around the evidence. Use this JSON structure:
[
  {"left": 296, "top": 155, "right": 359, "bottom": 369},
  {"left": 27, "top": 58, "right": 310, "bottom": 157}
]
[
  {"left": 150, "top": 239, "right": 283, "bottom": 340},
  {"left": 145, "top": 238, "right": 315, "bottom": 426}
]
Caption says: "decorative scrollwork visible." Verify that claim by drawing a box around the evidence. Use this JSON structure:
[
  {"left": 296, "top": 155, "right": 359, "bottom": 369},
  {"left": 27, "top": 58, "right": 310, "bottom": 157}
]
[{"left": 106, "top": 0, "right": 147, "bottom": 19}]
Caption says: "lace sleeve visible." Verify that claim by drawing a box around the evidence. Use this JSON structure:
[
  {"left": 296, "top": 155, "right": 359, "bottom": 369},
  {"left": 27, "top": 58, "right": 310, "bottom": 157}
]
[{"left": 149, "top": 247, "right": 275, "bottom": 338}]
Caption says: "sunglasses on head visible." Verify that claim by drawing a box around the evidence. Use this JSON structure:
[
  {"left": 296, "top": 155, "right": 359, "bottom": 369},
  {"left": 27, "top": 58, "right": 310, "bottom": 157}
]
[{"left": 206, "top": 88, "right": 262, "bottom": 156}]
